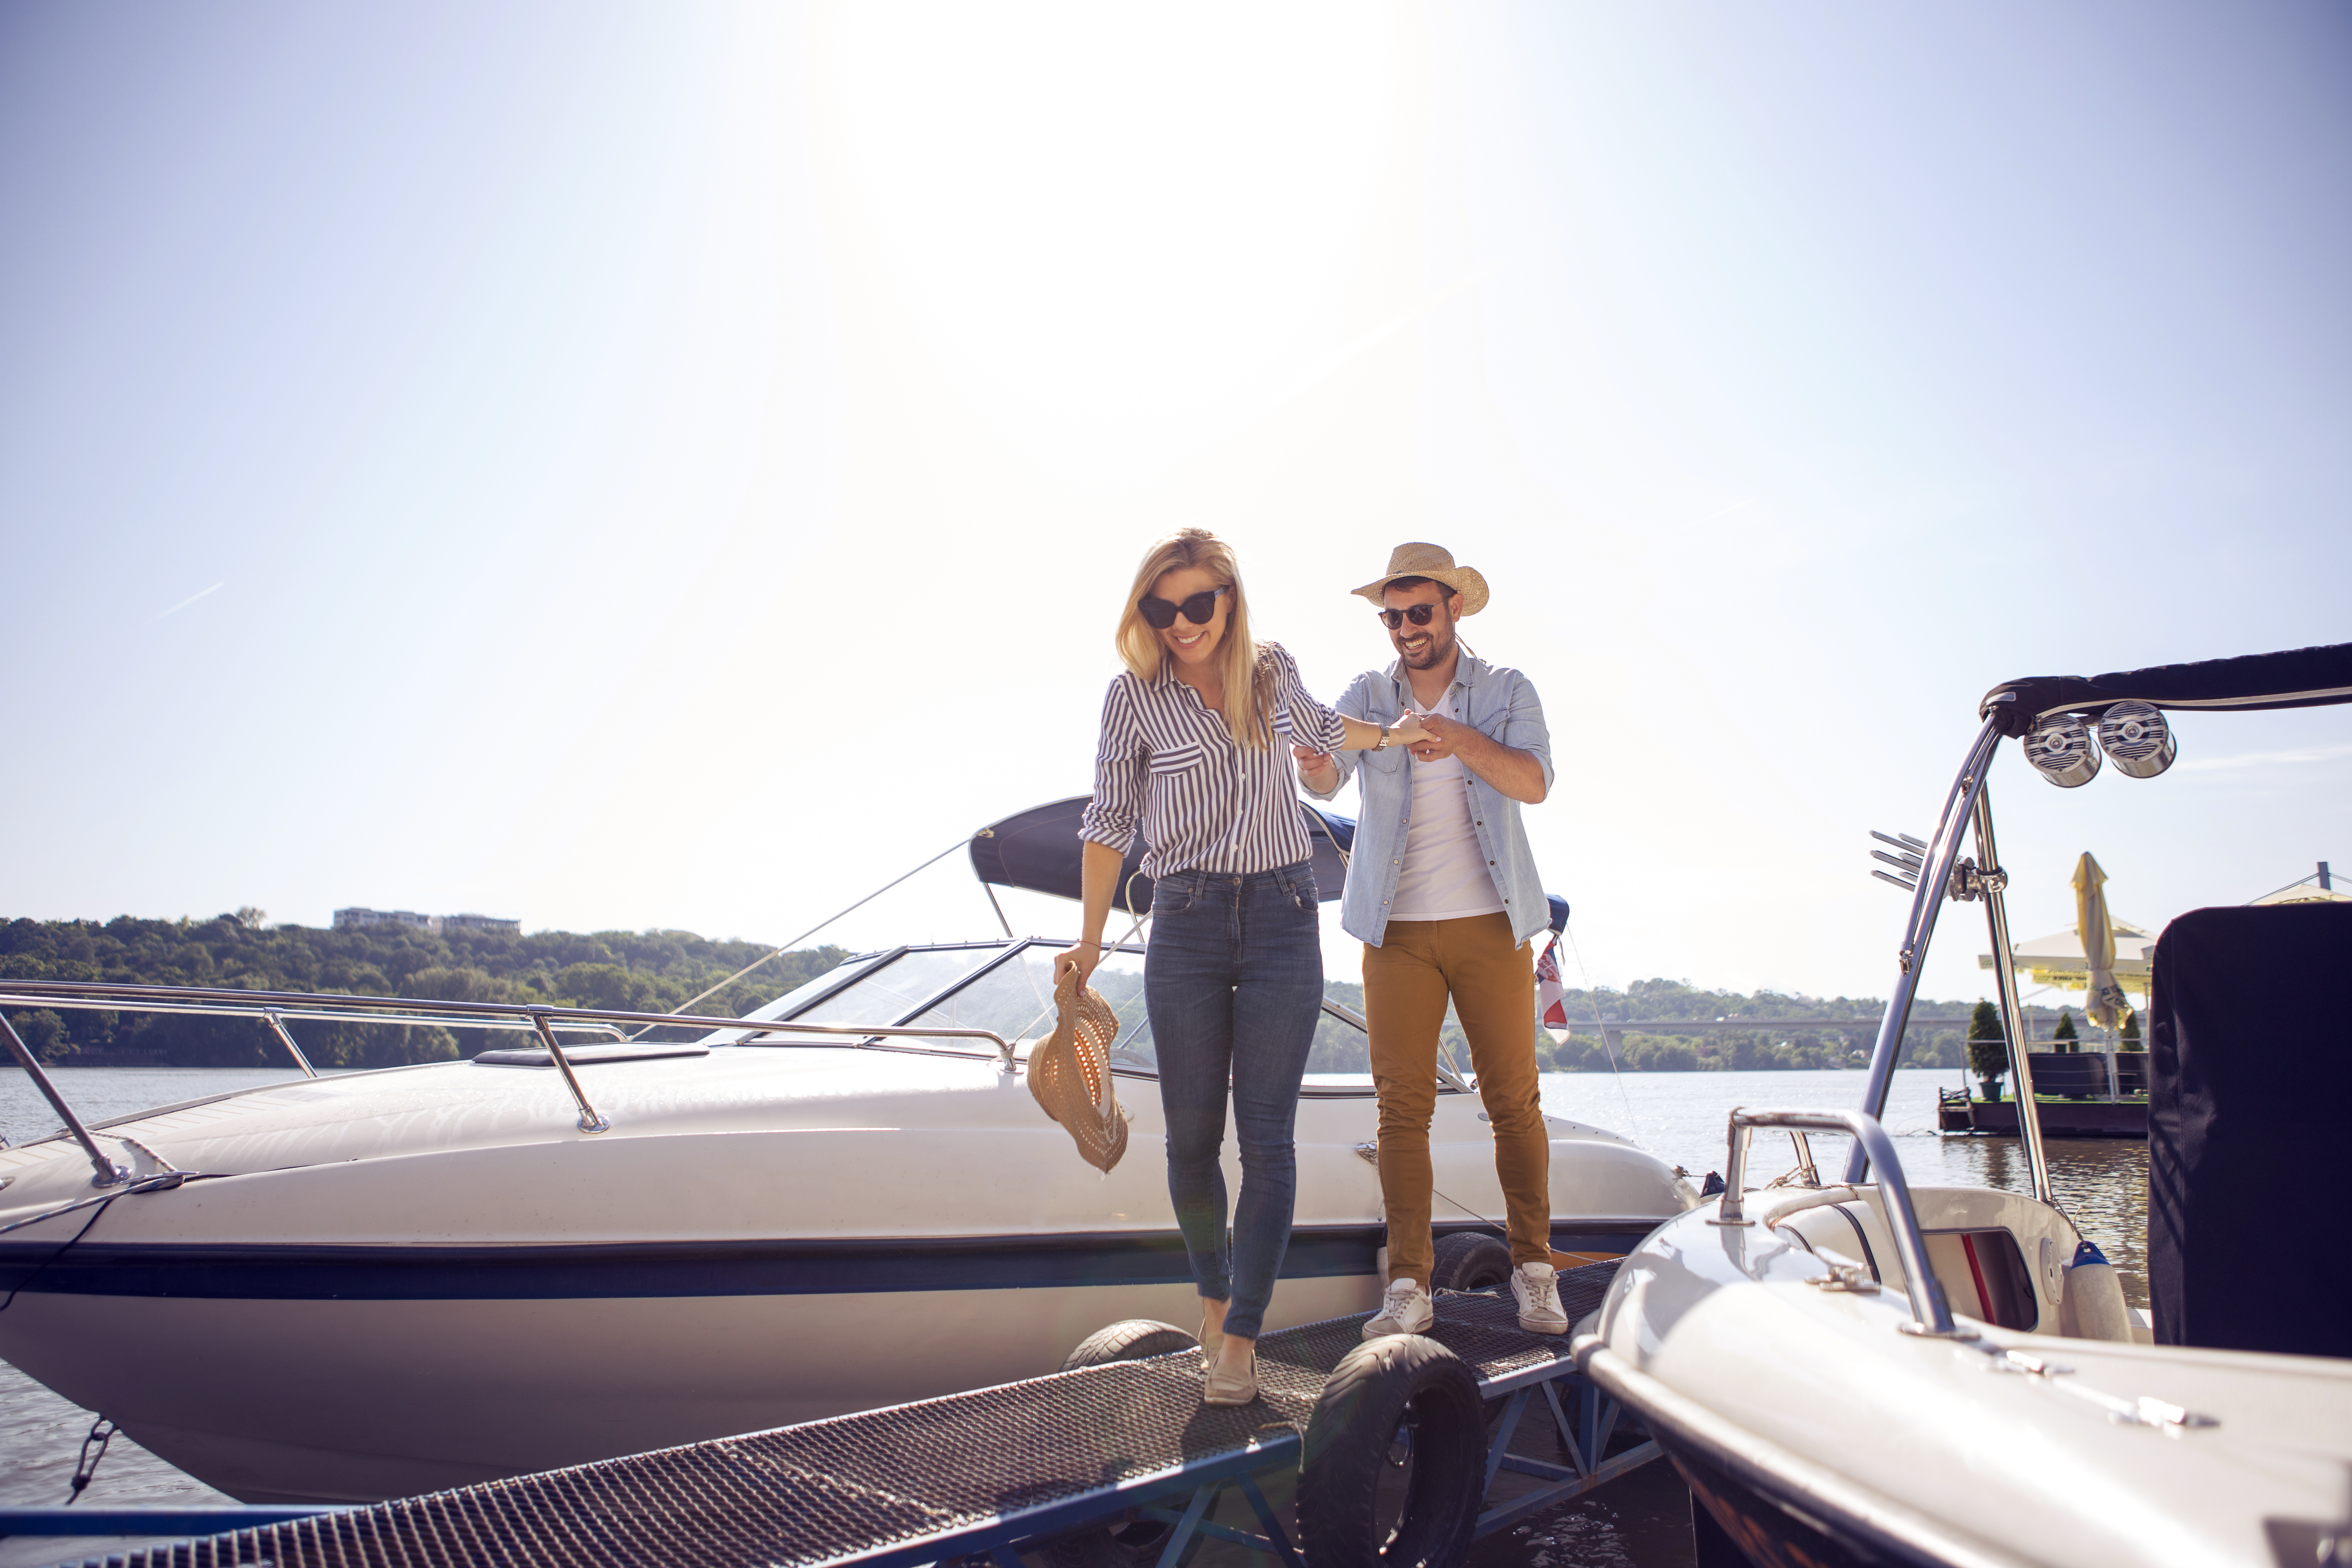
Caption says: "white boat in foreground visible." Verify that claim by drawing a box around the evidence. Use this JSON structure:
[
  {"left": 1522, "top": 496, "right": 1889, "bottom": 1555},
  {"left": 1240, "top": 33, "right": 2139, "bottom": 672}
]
[
  {"left": 1574, "top": 642, "right": 2352, "bottom": 1568},
  {"left": 0, "top": 799, "right": 1693, "bottom": 1504}
]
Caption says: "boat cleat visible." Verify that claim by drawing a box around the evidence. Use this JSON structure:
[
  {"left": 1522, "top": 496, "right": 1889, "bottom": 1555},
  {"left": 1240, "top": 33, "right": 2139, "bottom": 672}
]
[
  {"left": 1972, "top": 1343, "right": 2073, "bottom": 1378},
  {"left": 1806, "top": 1260, "right": 1880, "bottom": 1295},
  {"left": 2125, "top": 1396, "right": 2219, "bottom": 1431}
]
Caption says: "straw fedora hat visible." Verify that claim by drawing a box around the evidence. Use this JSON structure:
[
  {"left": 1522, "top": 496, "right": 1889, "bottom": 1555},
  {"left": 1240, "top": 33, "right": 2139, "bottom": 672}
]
[
  {"left": 1027, "top": 966, "right": 1130, "bottom": 1173},
  {"left": 1351, "top": 542, "right": 1489, "bottom": 616}
]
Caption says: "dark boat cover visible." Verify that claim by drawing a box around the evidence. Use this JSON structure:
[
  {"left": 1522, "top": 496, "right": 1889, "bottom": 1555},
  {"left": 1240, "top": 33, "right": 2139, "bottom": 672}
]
[
  {"left": 971, "top": 796, "right": 1571, "bottom": 932},
  {"left": 2147, "top": 901, "right": 2352, "bottom": 1357},
  {"left": 1979, "top": 642, "right": 2352, "bottom": 735},
  {"left": 970, "top": 796, "right": 1354, "bottom": 914}
]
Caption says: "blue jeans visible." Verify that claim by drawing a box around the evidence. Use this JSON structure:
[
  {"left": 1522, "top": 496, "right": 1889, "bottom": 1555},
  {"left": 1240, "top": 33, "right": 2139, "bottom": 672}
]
[{"left": 1145, "top": 862, "right": 1324, "bottom": 1342}]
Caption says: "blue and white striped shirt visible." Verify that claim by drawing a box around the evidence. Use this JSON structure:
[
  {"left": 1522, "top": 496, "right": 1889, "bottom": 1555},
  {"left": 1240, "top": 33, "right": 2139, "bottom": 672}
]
[{"left": 1080, "top": 643, "right": 1348, "bottom": 879}]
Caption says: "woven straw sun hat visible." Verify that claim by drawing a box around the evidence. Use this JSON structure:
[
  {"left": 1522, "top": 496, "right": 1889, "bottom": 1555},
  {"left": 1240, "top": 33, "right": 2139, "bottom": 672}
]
[
  {"left": 1027, "top": 966, "right": 1131, "bottom": 1173},
  {"left": 1351, "top": 542, "right": 1489, "bottom": 615}
]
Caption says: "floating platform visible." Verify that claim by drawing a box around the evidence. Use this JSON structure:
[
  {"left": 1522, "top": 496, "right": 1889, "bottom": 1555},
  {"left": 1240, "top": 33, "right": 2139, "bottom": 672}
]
[
  {"left": 1937, "top": 1092, "right": 2147, "bottom": 1139},
  {"left": 12, "top": 1263, "right": 1653, "bottom": 1568}
]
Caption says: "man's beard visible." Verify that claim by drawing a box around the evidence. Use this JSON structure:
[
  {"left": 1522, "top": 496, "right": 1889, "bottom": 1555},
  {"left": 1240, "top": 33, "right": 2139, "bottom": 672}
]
[{"left": 1399, "top": 625, "right": 1455, "bottom": 669}]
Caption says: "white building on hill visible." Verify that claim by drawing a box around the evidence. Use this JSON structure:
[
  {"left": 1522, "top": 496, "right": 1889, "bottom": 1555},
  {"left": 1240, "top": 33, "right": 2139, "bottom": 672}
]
[{"left": 333, "top": 909, "right": 521, "bottom": 936}]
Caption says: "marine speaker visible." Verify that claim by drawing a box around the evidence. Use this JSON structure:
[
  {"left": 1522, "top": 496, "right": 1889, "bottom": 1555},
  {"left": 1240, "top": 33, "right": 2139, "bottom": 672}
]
[
  {"left": 2022, "top": 711, "right": 2101, "bottom": 788},
  {"left": 2096, "top": 700, "right": 2175, "bottom": 779}
]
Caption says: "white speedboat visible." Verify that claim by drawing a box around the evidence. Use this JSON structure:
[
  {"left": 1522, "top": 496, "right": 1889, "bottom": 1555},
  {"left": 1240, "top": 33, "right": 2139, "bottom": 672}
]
[
  {"left": 1575, "top": 643, "right": 2352, "bottom": 1568},
  {"left": 0, "top": 798, "right": 1694, "bottom": 1504}
]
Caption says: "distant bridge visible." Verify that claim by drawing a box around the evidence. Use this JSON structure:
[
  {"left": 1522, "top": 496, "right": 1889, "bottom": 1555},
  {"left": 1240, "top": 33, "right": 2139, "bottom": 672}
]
[
  {"left": 1567, "top": 1017, "right": 2064, "bottom": 1058},
  {"left": 1570, "top": 1017, "right": 1960, "bottom": 1047},
  {"left": 1579, "top": 1017, "right": 1890, "bottom": 1031}
]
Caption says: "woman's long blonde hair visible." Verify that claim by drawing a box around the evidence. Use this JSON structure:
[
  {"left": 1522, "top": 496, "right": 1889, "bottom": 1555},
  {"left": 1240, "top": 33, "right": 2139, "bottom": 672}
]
[{"left": 1115, "top": 527, "right": 1275, "bottom": 749}]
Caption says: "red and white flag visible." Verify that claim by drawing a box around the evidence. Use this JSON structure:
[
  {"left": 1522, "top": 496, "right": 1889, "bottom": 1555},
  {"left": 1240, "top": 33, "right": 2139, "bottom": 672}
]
[{"left": 1536, "top": 934, "right": 1570, "bottom": 1033}]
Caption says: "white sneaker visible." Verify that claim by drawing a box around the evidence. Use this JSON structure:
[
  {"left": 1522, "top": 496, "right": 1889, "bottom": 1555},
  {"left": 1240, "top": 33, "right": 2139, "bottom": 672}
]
[
  {"left": 1363, "top": 1278, "right": 1434, "bottom": 1339},
  {"left": 1512, "top": 1262, "right": 1568, "bottom": 1335}
]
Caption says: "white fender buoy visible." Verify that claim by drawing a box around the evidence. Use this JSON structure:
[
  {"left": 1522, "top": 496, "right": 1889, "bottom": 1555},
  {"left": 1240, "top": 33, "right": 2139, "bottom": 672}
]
[{"left": 2061, "top": 1239, "right": 2132, "bottom": 1341}]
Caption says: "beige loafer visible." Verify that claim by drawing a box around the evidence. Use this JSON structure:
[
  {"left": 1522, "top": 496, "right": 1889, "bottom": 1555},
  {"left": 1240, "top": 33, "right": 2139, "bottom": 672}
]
[{"left": 1203, "top": 1345, "right": 1258, "bottom": 1406}]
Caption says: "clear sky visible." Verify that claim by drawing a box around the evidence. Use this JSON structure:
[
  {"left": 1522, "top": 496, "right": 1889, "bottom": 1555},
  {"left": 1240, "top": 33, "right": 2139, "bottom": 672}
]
[{"left": 4, "top": 1, "right": 2346, "bottom": 1009}]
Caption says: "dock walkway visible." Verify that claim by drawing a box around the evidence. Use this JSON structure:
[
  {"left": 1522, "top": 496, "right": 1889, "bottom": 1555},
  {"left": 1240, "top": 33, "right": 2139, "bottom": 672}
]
[{"left": 20, "top": 1263, "right": 1648, "bottom": 1568}]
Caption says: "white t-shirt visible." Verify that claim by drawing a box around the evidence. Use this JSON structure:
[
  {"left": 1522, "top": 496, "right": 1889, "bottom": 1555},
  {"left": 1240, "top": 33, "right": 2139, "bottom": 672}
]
[{"left": 1386, "top": 685, "right": 1505, "bottom": 922}]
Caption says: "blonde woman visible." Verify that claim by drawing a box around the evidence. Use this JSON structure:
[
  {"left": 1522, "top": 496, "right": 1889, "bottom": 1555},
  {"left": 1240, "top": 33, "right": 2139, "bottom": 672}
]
[{"left": 1059, "top": 529, "right": 1430, "bottom": 1405}]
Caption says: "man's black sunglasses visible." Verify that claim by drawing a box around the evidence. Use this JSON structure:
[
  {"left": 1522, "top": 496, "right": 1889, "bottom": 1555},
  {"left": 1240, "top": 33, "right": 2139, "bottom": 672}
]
[
  {"left": 1377, "top": 602, "right": 1446, "bottom": 630},
  {"left": 1139, "top": 585, "right": 1231, "bottom": 629}
]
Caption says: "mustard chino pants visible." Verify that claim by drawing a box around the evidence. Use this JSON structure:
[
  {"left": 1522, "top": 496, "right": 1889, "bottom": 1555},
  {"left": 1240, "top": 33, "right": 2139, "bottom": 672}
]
[{"left": 1363, "top": 912, "right": 1552, "bottom": 1286}]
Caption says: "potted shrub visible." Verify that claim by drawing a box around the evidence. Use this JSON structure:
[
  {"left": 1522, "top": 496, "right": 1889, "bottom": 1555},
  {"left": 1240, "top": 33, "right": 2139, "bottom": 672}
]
[{"left": 1967, "top": 999, "right": 2007, "bottom": 1102}]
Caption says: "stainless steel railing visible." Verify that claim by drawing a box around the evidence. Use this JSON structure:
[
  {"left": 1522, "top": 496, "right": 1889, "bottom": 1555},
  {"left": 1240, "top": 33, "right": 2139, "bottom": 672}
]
[
  {"left": 0, "top": 978, "right": 1015, "bottom": 1176},
  {"left": 1846, "top": 715, "right": 2056, "bottom": 1206},
  {"left": 1710, "top": 1106, "right": 1963, "bottom": 1339}
]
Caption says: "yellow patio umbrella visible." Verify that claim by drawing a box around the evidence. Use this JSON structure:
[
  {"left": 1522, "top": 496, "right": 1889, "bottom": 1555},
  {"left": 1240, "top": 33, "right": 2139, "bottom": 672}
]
[{"left": 2073, "top": 852, "right": 2133, "bottom": 1035}]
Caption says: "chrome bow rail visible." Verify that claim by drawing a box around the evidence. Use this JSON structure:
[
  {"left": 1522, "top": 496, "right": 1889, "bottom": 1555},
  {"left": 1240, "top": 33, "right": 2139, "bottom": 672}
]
[
  {"left": 0, "top": 977, "right": 1015, "bottom": 1184},
  {"left": 1711, "top": 1107, "right": 1963, "bottom": 1339}
]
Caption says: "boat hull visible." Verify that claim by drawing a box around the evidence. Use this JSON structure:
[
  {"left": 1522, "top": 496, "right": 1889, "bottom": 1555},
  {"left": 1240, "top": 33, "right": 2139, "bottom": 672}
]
[
  {"left": 1669, "top": 1443, "right": 1920, "bottom": 1568},
  {"left": 1580, "top": 1186, "right": 2352, "bottom": 1568},
  {"left": 0, "top": 1047, "right": 1689, "bottom": 1502},
  {"left": 7, "top": 1277, "right": 1372, "bottom": 1503}
]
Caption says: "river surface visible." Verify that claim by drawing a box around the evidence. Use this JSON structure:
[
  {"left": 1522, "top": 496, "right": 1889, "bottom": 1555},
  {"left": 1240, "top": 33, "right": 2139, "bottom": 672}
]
[{"left": 0, "top": 1065, "right": 2148, "bottom": 1567}]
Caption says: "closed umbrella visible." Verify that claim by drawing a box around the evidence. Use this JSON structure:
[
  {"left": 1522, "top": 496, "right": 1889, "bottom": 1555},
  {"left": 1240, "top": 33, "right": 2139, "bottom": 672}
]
[{"left": 2072, "top": 852, "right": 2132, "bottom": 1038}]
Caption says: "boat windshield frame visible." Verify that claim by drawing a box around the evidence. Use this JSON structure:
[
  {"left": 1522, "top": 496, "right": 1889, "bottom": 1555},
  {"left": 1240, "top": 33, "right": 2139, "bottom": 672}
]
[{"left": 1851, "top": 647, "right": 2351, "bottom": 1196}]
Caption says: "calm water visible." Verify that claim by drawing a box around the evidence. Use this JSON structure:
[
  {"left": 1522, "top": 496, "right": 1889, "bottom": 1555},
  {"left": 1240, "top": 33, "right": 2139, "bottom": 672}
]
[{"left": 0, "top": 1065, "right": 2146, "bottom": 1565}]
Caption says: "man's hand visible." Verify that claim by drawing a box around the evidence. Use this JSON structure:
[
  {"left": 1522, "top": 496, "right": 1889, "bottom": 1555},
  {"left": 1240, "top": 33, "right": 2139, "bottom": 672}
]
[
  {"left": 1412, "top": 714, "right": 1548, "bottom": 802},
  {"left": 1055, "top": 940, "right": 1102, "bottom": 989},
  {"left": 1292, "top": 744, "right": 1340, "bottom": 792},
  {"left": 1408, "top": 712, "right": 1471, "bottom": 762}
]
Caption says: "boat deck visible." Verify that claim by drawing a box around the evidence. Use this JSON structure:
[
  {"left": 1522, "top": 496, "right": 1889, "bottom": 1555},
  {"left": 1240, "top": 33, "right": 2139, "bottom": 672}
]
[{"left": 40, "top": 1264, "right": 1635, "bottom": 1568}]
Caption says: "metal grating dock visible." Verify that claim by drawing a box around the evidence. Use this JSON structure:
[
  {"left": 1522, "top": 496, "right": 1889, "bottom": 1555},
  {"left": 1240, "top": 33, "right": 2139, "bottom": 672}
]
[{"left": 67, "top": 1263, "right": 1626, "bottom": 1568}]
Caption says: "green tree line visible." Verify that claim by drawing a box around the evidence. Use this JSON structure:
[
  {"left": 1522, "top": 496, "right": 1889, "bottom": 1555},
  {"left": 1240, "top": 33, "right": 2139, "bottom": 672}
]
[
  {"left": 1, "top": 913, "right": 845, "bottom": 1069},
  {"left": 1308, "top": 974, "right": 2015, "bottom": 1074},
  {"left": 1534, "top": 976, "right": 1986, "bottom": 1074}
]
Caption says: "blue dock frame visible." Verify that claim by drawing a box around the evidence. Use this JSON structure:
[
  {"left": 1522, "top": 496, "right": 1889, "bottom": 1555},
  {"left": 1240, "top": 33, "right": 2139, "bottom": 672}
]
[{"left": 0, "top": 1283, "right": 1659, "bottom": 1567}]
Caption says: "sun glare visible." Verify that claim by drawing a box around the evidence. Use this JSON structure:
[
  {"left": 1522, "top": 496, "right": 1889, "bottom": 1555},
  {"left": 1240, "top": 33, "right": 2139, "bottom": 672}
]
[{"left": 813, "top": 2, "right": 1414, "bottom": 490}]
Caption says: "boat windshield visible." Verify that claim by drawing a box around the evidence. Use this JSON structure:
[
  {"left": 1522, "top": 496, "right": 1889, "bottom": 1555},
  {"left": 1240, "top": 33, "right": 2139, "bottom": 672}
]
[
  {"left": 787, "top": 947, "right": 1008, "bottom": 1029},
  {"left": 901, "top": 946, "right": 1156, "bottom": 1069},
  {"left": 737, "top": 953, "right": 891, "bottom": 1023},
  {"left": 734, "top": 942, "right": 1159, "bottom": 1068},
  {"left": 1305, "top": 1007, "right": 1374, "bottom": 1084},
  {"left": 730, "top": 941, "right": 1402, "bottom": 1092}
]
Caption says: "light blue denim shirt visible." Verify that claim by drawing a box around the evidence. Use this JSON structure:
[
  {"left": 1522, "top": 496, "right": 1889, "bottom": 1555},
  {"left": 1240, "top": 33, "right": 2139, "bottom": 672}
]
[{"left": 1303, "top": 652, "right": 1554, "bottom": 949}]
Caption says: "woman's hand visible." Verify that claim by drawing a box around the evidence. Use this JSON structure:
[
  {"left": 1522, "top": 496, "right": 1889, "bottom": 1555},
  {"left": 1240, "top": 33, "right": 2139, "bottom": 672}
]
[
  {"left": 1056, "top": 939, "right": 1102, "bottom": 989},
  {"left": 1387, "top": 712, "right": 1436, "bottom": 750},
  {"left": 1292, "top": 744, "right": 1339, "bottom": 792}
]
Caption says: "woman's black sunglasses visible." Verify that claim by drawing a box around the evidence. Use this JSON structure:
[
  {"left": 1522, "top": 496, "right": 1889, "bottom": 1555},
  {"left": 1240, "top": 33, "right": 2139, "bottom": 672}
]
[
  {"left": 1138, "top": 584, "right": 1231, "bottom": 629},
  {"left": 1377, "top": 602, "right": 1445, "bottom": 630}
]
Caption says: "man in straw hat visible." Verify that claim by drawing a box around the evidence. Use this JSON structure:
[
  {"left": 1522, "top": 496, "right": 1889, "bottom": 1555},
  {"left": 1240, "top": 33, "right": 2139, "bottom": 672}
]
[{"left": 1294, "top": 542, "right": 1567, "bottom": 1337}]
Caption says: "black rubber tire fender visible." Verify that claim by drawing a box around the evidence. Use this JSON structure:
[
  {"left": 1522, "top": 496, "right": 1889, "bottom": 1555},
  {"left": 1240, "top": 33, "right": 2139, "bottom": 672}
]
[
  {"left": 1057, "top": 1318, "right": 1200, "bottom": 1373},
  {"left": 1428, "top": 1231, "right": 1513, "bottom": 1294},
  {"left": 1299, "top": 1334, "right": 1485, "bottom": 1568},
  {"left": 1045, "top": 1320, "right": 1205, "bottom": 1568}
]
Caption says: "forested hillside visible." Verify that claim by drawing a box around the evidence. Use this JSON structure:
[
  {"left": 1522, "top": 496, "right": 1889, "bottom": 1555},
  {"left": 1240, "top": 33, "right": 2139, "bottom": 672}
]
[
  {"left": 0, "top": 914, "right": 844, "bottom": 1069},
  {"left": 3, "top": 913, "right": 2017, "bottom": 1074}
]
